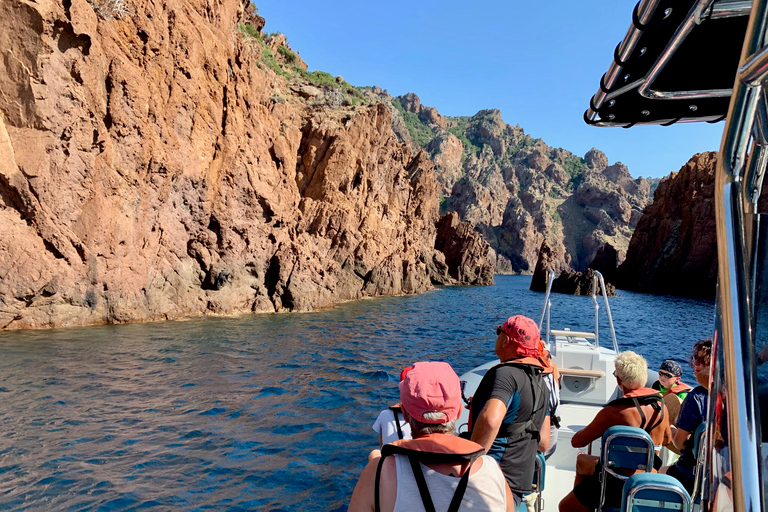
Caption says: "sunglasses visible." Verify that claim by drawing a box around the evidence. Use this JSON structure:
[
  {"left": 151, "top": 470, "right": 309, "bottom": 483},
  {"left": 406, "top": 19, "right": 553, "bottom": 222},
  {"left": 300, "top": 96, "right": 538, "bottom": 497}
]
[
  {"left": 658, "top": 371, "right": 676, "bottom": 379},
  {"left": 496, "top": 326, "right": 503, "bottom": 336}
]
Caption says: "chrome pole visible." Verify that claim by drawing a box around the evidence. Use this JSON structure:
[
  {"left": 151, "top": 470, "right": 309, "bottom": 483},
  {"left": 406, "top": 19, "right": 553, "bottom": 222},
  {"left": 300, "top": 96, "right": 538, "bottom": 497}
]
[
  {"left": 713, "top": 0, "right": 768, "bottom": 508},
  {"left": 592, "top": 277, "right": 600, "bottom": 349}
]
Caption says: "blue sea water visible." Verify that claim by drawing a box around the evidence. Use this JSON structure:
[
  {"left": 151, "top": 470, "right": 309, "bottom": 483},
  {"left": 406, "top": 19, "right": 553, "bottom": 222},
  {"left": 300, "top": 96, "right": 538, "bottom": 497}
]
[{"left": 0, "top": 276, "right": 714, "bottom": 511}]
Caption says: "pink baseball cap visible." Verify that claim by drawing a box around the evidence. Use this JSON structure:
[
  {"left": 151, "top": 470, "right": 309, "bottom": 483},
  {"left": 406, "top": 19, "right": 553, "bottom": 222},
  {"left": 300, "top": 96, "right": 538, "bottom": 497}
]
[
  {"left": 500, "top": 315, "right": 541, "bottom": 357},
  {"left": 399, "top": 361, "right": 462, "bottom": 424}
]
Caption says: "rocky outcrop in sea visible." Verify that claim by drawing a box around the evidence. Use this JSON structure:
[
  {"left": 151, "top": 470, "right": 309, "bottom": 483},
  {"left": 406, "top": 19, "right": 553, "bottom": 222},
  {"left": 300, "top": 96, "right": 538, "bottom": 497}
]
[
  {"left": 615, "top": 152, "right": 718, "bottom": 298},
  {"left": 0, "top": 0, "right": 492, "bottom": 329}
]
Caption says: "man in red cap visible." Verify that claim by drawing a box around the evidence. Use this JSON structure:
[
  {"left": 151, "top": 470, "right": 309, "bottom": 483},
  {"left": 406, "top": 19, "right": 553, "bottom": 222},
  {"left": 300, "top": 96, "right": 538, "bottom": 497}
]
[
  {"left": 468, "top": 315, "right": 551, "bottom": 510},
  {"left": 349, "top": 361, "right": 515, "bottom": 512}
]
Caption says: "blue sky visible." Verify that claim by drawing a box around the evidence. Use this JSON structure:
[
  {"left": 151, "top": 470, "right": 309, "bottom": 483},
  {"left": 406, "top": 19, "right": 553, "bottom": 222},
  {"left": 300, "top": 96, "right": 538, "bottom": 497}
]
[{"left": 255, "top": 0, "right": 723, "bottom": 179}]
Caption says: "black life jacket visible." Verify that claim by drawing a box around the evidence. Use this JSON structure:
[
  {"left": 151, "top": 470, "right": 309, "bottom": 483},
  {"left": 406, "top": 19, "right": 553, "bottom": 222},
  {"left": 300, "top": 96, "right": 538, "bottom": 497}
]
[
  {"left": 375, "top": 435, "right": 486, "bottom": 512},
  {"left": 492, "top": 360, "right": 547, "bottom": 441},
  {"left": 605, "top": 389, "right": 666, "bottom": 434}
]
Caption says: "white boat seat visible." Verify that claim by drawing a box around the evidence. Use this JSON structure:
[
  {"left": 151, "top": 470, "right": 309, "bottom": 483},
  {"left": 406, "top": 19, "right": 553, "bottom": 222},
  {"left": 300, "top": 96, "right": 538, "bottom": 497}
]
[
  {"left": 549, "top": 329, "right": 596, "bottom": 339},
  {"left": 559, "top": 368, "right": 606, "bottom": 379}
]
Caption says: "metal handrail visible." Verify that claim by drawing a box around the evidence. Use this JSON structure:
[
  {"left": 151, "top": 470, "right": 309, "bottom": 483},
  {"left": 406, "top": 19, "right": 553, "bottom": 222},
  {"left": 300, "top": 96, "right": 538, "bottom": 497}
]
[
  {"left": 593, "top": 271, "right": 620, "bottom": 354},
  {"left": 538, "top": 269, "right": 556, "bottom": 330},
  {"left": 537, "top": 269, "right": 619, "bottom": 354}
]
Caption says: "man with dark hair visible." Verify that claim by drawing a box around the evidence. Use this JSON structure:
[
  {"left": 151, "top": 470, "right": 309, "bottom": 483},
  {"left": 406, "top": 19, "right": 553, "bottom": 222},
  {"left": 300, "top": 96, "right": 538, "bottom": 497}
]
[{"left": 468, "top": 315, "right": 551, "bottom": 510}]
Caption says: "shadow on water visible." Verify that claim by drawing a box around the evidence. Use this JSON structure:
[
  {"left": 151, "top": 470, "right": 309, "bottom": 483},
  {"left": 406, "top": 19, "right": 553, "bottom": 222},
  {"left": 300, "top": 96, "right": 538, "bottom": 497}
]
[{"left": 0, "top": 276, "right": 714, "bottom": 510}]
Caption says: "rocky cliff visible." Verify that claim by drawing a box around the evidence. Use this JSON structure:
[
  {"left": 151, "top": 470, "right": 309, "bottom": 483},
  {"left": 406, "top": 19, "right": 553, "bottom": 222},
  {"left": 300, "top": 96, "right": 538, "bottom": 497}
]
[
  {"left": 0, "top": 0, "right": 491, "bottom": 329},
  {"left": 616, "top": 152, "right": 718, "bottom": 298},
  {"left": 362, "top": 90, "right": 651, "bottom": 274}
]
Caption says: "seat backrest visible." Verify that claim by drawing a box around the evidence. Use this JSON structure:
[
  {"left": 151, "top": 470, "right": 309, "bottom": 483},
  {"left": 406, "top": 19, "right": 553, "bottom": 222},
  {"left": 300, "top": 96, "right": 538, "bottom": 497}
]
[
  {"left": 691, "top": 422, "right": 707, "bottom": 502},
  {"left": 621, "top": 473, "right": 692, "bottom": 512},
  {"left": 601, "top": 426, "right": 655, "bottom": 475}
]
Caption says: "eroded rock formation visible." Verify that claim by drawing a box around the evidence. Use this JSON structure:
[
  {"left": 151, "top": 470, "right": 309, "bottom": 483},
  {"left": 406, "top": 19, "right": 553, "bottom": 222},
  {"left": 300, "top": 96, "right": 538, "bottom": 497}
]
[
  {"left": 0, "top": 0, "right": 492, "bottom": 329},
  {"left": 434, "top": 212, "right": 494, "bottom": 286},
  {"left": 363, "top": 90, "right": 652, "bottom": 275}
]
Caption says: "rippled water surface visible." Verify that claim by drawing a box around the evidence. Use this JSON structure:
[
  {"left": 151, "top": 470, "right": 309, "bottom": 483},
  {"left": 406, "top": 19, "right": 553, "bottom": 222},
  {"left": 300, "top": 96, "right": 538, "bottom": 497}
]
[{"left": 0, "top": 276, "right": 714, "bottom": 511}]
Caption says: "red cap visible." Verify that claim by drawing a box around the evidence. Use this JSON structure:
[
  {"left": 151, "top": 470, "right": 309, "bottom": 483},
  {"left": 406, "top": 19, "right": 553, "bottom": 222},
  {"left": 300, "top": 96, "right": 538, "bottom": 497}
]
[
  {"left": 399, "top": 361, "right": 462, "bottom": 424},
  {"left": 399, "top": 366, "right": 413, "bottom": 381},
  {"left": 500, "top": 315, "right": 541, "bottom": 357}
]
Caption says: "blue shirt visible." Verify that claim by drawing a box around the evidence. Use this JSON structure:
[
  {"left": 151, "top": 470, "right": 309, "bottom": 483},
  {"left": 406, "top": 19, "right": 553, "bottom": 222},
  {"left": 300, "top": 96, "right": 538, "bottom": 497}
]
[{"left": 674, "top": 385, "right": 708, "bottom": 478}]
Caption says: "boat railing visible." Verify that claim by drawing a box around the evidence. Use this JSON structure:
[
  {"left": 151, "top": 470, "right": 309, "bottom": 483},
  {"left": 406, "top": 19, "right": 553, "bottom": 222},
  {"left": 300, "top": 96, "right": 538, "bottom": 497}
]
[
  {"left": 537, "top": 268, "right": 619, "bottom": 354},
  {"left": 593, "top": 270, "right": 619, "bottom": 354}
]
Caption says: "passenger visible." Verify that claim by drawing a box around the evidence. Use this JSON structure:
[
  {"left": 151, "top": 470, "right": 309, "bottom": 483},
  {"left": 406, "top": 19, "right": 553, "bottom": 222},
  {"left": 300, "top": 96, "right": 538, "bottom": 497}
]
[
  {"left": 349, "top": 361, "right": 515, "bottom": 512},
  {"left": 468, "top": 315, "right": 551, "bottom": 510},
  {"left": 652, "top": 360, "right": 691, "bottom": 426},
  {"left": 558, "top": 351, "right": 671, "bottom": 512},
  {"left": 372, "top": 366, "right": 413, "bottom": 447},
  {"left": 661, "top": 339, "right": 712, "bottom": 494}
]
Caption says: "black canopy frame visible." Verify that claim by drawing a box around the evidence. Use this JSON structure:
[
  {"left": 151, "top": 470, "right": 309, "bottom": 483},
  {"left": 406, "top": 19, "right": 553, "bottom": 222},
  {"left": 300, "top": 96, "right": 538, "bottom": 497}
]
[{"left": 585, "top": 0, "right": 749, "bottom": 127}]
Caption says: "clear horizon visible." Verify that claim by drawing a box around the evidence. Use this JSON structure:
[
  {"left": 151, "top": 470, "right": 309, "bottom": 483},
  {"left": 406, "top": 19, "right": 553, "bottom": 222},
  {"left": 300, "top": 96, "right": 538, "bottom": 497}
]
[{"left": 256, "top": 0, "right": 723, "bottom": 179}]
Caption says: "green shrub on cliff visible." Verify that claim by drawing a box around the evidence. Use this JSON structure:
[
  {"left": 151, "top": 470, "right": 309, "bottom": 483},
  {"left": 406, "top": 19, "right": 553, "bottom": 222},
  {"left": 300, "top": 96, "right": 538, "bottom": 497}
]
[
  {"left": 237, "top": 22, "right": 261, "bottom": 40},
  {"left": 278, "top": 45, "right": 297, "bottom": 63},
  {"left": 562, "top": 154, "right": 588, "bottom": 178},
  {"left": 390, "top": 98, "right": 435, "bottom": 147}
]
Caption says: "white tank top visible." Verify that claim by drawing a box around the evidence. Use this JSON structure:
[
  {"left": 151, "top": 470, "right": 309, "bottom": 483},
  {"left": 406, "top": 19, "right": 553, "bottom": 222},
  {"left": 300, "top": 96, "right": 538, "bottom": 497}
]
[{"left": 392, "top": 454, "right": 507, "bottom": 512}]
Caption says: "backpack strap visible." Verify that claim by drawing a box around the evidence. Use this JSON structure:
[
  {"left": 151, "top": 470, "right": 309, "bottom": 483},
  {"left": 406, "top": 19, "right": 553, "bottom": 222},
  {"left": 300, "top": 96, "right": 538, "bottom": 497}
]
[
  {"left": 374, "top": 442, "right": 484, "bottom": 512},
  {"left": 389, "top": 405, "right": 404, "bottom": 440}
]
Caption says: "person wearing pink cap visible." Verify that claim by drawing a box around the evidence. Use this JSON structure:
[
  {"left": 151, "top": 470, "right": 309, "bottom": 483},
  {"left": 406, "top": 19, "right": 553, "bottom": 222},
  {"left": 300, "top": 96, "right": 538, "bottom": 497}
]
[
  {"left": 349, "top": 361, "right": 515, "bottom": 512},
  {"left": 467, "top": 315, "right": 551, "bottom": 510}
]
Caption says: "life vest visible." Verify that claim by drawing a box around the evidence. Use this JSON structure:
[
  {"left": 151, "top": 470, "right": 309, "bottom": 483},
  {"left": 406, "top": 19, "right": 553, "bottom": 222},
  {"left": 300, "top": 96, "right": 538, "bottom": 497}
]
[
  {"left": 374, "top": 434, "right": 486, "bottom": 512},
  {"left": 606, "top": 388, "right": 665, "bottom": 434},
  {"left": 663, "top": 382, "right": 692, "bottom": 397},
  {"left": 389, "top": 405, "right": 406, "bottom": 440},
  {"left": 468, "top": 358, "right": 547, "bottom": 440}
]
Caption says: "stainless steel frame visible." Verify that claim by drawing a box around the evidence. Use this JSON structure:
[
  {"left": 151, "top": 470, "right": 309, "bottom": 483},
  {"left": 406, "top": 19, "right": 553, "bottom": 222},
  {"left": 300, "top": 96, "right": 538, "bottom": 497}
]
[
  {"left": 711, "top": 0, "right": 768, "bottom": 509},
  {"left": 537, "top": 269, "right": 619, "bottom": 353}
]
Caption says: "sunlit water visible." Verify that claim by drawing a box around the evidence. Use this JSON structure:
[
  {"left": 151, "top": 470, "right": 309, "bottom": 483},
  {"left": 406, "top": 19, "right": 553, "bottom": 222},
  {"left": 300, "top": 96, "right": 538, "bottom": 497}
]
[{"left": 0, "top": 276, "right": 714, "bottom": 511}]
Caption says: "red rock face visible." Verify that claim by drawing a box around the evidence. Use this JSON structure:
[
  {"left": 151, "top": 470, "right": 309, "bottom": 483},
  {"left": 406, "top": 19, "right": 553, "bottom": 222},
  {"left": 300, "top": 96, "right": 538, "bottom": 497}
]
[
  {"left": 617, "top": 152, "right": 718, "bottom": 298},
  {"left": 0, "top": 0, "right": 491, "bottom": 329}
]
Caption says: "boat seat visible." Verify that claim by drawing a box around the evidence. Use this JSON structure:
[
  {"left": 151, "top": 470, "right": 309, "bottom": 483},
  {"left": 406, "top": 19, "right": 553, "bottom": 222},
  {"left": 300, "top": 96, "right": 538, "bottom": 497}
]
[
  {"left": 691, "top": 422, "right": 707, "bottom": 503},
  {"left": 620, "top": 473, "right": 692, "bottom": 512},
  {"left": 599, "top": 426, "right": 656, "bottom": 512}
]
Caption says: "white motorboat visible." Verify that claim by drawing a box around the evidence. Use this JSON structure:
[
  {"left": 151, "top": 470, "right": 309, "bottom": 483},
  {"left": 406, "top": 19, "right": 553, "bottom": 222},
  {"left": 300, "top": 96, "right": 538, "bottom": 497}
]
[{"left": 457, "top": 270, "right": 640, "bottom": 510}]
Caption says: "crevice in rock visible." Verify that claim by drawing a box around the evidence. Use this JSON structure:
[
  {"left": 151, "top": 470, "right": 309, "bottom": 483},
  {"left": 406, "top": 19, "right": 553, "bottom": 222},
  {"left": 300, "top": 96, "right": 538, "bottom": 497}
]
[
  {"left": 268, "top": 144, "right": 282, "bottom": 171},
  {"left": 257, "top": 196, "right": 274, "bottom": 223},
  {"left": 43, "top": 240, "right": 66, "bottom": 260},
  {"left": 208, "top": 214, "right": 223, "bottom": 249},
  {"left": 264, "top": 250, "right": 281, "bottom": 300},
  {"left": 52, "top": 20, "right": 91, "bottom": 56},
  {"left": 0, "top": 174, "right": 27, "bottom": 218},
  {"left": 220, "top": 85, "right": 228, "bottom": 136},
  {"left": 104, "top": 70, "right": 114, "bottom": 130}
]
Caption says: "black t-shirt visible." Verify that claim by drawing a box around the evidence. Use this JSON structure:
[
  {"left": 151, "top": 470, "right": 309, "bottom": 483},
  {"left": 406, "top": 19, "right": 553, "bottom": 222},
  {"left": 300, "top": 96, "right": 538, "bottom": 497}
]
[{"left": 469, "top": 362, "right": 547, "bottom": 494}]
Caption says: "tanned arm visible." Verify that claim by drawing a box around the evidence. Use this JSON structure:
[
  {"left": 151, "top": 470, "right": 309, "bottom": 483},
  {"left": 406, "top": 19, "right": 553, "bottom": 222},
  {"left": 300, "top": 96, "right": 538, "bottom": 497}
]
[
  {"left": 471, "top": 398, "right": 507, "bottom": 454},
  {"left": 670, "top": 425, "right": 692, "bottom": 451},
  {"left": 571, "top": 408, "right": 613, "bottom": 448},
  {"left": 537, "top": 414, "right": 551, "bottom": 453}
]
